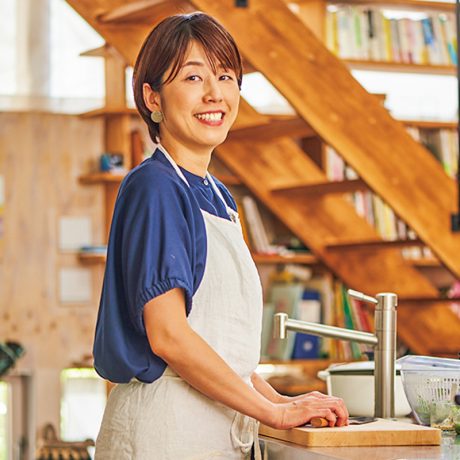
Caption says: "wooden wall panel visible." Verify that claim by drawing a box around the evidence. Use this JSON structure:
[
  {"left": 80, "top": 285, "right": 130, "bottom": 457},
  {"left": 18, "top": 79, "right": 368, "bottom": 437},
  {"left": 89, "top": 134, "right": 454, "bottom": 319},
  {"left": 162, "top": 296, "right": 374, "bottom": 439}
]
[{"left": 0, "top": 112, "right": 104, "bottom": 436}]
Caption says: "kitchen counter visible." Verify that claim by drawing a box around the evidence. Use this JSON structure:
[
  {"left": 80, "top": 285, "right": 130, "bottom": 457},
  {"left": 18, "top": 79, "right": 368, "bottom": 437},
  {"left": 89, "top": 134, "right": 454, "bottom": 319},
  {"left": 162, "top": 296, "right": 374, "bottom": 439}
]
[{"left": 260, "top": 432, "right": 460, "bottom": 459}]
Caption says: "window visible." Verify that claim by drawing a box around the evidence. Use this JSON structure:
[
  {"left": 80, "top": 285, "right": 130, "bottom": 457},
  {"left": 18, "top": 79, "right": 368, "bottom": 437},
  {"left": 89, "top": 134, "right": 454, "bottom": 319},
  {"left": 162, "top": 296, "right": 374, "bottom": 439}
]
[
  {"left": 60, "top": 368, "right": 106, "bottom": 446},
  {"left": 50, "top": 0, "right": 105, "bottom": 104},
  {"left": 0, "top": 0, "right": 105, "bottom": 112},
  {"left": 352, "top": 70, "right": 458, "bottom": 121},
  {"left": 0, "top": 0, "right": 17, "bottom": 95},
  {"left": 0, "top": 382, "right": 10, "bottom": 460},
  {"left": 241, "top": 72, "right": 296, "bottom": 115}
]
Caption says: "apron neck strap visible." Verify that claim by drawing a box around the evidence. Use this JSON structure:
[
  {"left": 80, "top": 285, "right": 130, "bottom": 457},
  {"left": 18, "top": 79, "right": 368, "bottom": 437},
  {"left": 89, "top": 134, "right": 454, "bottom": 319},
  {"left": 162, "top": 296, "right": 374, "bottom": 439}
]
[{"left": 157, "top": 145, "right": 238, "bottom": 223}]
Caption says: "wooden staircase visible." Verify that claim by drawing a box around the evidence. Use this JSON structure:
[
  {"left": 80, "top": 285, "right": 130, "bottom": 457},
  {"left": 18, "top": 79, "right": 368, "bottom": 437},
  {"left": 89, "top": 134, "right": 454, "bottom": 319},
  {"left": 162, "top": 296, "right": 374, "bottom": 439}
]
[{"left": 66, "top": 0, "right": 460, "bottom": 355}]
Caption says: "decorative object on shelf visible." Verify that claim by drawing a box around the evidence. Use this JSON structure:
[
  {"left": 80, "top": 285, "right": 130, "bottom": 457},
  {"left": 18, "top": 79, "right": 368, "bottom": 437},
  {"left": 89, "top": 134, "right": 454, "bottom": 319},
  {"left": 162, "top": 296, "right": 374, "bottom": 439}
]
[
  {"left": 0, "top": 341, "right": 25, "bottom": 378},
  {"left": 79, "top": 245, "right": 107, "bottom": 255},
  {"left": 99, "top": 152, "right": 125, "bottom": 173}
]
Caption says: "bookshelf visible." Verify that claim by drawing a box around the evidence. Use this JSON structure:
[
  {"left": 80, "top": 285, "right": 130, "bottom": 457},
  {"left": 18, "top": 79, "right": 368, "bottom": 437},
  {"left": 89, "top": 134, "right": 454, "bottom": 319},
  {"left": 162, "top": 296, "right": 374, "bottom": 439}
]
[
  {"left": 325, "top": 1, "right": 457, "bottom": 70},
  {"left": 344, "top": 59, "right": 455, "bottom": 75}
]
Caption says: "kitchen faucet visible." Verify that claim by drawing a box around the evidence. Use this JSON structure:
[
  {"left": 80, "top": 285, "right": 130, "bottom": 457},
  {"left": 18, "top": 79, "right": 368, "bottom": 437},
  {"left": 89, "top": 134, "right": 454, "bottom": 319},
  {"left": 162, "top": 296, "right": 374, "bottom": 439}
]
[{"left": 273, "top": 289, "right": 397, "bottom": 419}]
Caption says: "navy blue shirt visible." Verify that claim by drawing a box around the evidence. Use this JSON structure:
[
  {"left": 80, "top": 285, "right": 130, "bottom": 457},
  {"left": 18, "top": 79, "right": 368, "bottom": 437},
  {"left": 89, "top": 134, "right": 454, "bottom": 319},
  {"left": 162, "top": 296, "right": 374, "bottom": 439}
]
[{"left": 93, "top": 148, "right": 237, "bottom": 383}]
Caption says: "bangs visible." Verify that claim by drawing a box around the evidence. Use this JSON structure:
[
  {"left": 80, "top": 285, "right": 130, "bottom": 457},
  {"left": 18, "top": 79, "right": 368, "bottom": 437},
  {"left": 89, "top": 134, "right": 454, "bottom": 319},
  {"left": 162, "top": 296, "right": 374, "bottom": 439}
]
[{"left": 163, "top": 16, "right": 243, "bottom": 87}]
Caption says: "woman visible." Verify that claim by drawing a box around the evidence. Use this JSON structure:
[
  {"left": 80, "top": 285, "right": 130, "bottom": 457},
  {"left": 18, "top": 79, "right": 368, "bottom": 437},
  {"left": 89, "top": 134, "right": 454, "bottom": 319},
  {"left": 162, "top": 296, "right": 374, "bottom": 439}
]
[{"left": 93, "top": 12, "right": 348, "bottom": 459}]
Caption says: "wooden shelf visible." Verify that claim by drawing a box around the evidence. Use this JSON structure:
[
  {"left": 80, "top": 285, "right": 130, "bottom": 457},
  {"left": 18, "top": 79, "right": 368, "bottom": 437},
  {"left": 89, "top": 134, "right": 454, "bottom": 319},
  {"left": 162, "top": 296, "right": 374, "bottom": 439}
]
[
  {"left": 401, "top": 120, "right": 458, "bottom": 130},
  {"left": 272, "top": 179, "right": 368, "bottom": 195},
  {"left": 252, "top": 253, "right": 319, "bottom": 265},
  {"left": 344, "top": 59, "right": 456, "bottom": 75},
  {"left": 79, "top": 107, "right": 138, "bottom": 119},
  {"left": 400, "top": 296, "right": 460, "bottom": 303},
  {"left": 215, "top": 174, "right": 242, "bottom": 186},
  {"left": 409, "top": 258, "right": 442, "bottom": 268},
  {"left": 79, "top": 172, "right": 126, "bottom": 184},
  {"left": 78, "top": 252, "right": 107, "bottom": 264},
  {"left": 258, "top": 359, "right": 333, "bottom": 396},
  {"left": 328, "top": 0, "right": 455, "bottom": 12},
  {"left": 79, "top": 171, "right": 241, "bottom": 186},
  {"left": 78, "top": 251, "right": 320, "bottom": 266},
  {"left": 79, "top": 45, "right": 111, "bottom": 58},
  {"left": 78, "top": 250, "right": 441, "bottom": 273},
  {"left": 227, "top": 116, "right": 315, "bottom": 142},
  {"left": 326, "top": 238, "right": 424, "bottom": 251}
]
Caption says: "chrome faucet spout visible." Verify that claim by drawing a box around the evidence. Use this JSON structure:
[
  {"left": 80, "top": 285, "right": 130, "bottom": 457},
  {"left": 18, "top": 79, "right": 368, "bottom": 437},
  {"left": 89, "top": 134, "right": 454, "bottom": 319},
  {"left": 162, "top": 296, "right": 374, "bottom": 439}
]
[{"left": 273, "top": 289, "right": 397, "bottom": 419}]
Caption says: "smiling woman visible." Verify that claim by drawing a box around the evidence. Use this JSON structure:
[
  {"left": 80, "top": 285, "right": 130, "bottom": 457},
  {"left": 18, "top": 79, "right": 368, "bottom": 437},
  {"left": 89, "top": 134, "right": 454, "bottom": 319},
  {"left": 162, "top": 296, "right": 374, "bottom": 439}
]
[
  {"left": 132, "top": 13, "right": 242, "bottom": 147},
  {"left": 92, "top": 11, "right": 348, "bottom": 460},
  {"left": 140, "top": 41, "right": 241, "bottom": 173}
]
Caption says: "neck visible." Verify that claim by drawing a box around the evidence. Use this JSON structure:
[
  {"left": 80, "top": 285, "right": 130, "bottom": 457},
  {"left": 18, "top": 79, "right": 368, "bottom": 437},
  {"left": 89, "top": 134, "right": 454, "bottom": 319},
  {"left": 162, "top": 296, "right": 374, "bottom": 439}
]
[{"left": 159, "top": 137, "right": 212, "bottom": 178}]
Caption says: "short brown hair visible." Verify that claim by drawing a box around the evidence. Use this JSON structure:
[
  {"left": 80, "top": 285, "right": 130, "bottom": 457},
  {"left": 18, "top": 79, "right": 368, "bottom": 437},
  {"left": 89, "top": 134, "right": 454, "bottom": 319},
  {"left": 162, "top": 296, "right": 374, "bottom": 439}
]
[{"left": 133, "top": 12, "right": 243, "bottom": 143}]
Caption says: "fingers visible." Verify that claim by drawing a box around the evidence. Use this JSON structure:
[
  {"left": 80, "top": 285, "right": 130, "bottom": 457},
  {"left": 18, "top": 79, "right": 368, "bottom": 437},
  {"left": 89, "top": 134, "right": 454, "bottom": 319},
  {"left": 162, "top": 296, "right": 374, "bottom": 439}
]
[
  {"left": 300, "top": 398, "right": 348, "bottom": 427},
  {"left": 315, "top": 409, "right": 337, "bottom": 427},
  {"left": 295, "top": 392, "right": 349, "bottom": 426}
]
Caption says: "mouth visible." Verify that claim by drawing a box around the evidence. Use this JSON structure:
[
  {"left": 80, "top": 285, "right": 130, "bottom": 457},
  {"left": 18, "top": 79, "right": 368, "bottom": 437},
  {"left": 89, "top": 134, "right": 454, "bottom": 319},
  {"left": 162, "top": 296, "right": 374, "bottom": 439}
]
[{"left": 194, "top": 111, "right": 225, "bottom": 125}]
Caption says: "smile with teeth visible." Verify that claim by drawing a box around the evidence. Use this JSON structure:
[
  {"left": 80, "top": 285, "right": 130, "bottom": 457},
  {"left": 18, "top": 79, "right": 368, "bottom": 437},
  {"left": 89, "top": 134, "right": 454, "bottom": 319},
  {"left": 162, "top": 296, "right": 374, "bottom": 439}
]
[{"left": 194, "top": 112, "right": 224, "bottom": 122}]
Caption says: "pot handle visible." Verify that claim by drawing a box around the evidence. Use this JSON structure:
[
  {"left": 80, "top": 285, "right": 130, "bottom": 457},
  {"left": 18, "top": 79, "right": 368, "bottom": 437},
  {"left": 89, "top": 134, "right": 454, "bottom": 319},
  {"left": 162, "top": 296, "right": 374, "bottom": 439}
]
[{"left": 317, "top": 370, "right": 329, "bottom": 381}]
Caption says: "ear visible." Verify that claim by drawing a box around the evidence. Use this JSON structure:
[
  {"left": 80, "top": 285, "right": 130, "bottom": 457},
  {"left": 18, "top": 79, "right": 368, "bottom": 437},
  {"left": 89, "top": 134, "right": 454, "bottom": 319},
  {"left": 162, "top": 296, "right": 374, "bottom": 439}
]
[{"left": 143, "top": 83, "right": 162, "bottom": 112}]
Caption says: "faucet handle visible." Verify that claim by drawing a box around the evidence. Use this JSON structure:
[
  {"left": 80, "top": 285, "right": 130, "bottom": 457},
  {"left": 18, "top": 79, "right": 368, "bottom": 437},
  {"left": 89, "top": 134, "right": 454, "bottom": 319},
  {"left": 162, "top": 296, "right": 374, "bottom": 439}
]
[{"left": 347, "top": 289, "right": 378, "bottom": 305}]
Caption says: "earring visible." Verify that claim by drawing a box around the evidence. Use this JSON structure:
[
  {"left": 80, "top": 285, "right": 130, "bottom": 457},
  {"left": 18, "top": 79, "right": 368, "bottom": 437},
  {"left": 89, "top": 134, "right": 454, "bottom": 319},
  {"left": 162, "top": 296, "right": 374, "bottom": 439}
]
[{"left": 150, "top": 111, "right": 163, "bottom": 123}]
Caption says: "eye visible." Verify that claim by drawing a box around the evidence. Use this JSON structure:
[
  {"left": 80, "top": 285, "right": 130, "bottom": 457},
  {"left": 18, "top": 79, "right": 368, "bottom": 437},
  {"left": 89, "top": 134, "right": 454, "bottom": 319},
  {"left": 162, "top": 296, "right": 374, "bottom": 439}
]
[
  {"left": 219, "top": 74, "right": 234, "bottom": 81},
  {"left": 186, "top": 75, "right": 202, "bottom": 82}
]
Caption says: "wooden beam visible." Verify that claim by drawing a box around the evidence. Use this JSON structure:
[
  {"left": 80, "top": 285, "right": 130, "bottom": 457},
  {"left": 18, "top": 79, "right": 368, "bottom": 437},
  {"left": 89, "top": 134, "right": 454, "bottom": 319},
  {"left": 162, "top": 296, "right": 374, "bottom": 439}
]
[
  {"left": 271, "top": 178, "right": 367, "bottom": 195},
  {"left": 228, "top": 116, "right": 314, "bottom": 141}
]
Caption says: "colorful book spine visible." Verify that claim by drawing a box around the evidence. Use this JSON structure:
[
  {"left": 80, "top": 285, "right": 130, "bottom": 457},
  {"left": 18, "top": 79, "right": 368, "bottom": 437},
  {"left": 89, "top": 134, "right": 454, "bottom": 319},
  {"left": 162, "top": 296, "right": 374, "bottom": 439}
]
[{"left": 327, "top": 6, "right": 456, "bottom": 66}]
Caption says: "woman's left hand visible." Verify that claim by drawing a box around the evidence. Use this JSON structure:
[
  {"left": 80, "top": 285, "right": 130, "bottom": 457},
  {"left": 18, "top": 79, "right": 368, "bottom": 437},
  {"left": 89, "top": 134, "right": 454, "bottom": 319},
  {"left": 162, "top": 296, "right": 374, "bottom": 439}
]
[{"left": 283, "top": 391, "right": 349, "bottom": 425}]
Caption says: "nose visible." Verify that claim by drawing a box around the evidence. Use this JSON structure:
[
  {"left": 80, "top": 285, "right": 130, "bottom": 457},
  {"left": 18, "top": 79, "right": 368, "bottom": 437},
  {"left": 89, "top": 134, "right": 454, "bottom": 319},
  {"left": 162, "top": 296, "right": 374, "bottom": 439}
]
[{"left": 203, "top": 77, "right": 223, "bottom": 103}]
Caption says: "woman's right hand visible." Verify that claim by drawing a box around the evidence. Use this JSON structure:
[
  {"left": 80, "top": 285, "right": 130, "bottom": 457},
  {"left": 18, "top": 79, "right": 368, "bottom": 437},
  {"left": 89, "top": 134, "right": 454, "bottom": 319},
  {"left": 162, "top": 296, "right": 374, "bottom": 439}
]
[{"left": 267, "top": 394, "right": 349, "bottom": 429}]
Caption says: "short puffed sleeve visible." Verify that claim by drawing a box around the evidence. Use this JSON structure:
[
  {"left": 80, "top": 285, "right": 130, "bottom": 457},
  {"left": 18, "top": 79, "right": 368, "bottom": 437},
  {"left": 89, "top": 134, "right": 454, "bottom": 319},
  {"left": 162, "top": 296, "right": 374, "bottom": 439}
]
[{"left": 109, "top": 166, "right": 207, "bottom": 335}]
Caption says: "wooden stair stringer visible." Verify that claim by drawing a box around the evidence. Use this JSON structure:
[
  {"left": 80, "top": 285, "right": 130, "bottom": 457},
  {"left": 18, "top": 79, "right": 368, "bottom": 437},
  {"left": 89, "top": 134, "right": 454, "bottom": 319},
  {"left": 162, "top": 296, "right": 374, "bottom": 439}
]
[
  {"left": 215, "top": 135, "right": 460, "bottom": 355},
  {"left": 189, "top": 0, "right": 460, "bottom": 279}
]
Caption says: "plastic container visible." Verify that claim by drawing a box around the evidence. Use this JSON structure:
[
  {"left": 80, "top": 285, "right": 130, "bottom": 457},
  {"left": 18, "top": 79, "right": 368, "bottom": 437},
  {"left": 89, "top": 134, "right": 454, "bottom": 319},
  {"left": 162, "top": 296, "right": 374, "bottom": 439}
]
[{"left": 398, "top": 355, "right": 460, "bottom": 425}]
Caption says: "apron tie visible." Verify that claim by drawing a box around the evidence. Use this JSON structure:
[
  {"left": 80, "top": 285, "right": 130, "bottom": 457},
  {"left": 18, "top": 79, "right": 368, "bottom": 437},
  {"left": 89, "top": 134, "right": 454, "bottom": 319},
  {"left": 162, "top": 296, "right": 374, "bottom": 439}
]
[{"left": 230, "top": 412, "right": 264, "bottom": 460}]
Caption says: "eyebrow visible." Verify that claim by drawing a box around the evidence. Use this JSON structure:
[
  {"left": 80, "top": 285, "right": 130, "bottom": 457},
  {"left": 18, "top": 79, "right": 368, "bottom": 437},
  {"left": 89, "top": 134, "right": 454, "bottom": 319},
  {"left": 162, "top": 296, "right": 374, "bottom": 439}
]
[
  {"left": 182, "top": 61, "right": 205, "bottom": 68},
  {"left": 181, "top": 60, "right": 227, "bottom": 70}
]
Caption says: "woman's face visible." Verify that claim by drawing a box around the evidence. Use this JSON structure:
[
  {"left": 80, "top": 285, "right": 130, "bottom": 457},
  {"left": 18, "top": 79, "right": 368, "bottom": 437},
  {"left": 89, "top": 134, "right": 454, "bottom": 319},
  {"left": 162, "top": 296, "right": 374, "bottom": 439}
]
[{"left": 145, "top": 41, "right": 240, "bottom": 153}]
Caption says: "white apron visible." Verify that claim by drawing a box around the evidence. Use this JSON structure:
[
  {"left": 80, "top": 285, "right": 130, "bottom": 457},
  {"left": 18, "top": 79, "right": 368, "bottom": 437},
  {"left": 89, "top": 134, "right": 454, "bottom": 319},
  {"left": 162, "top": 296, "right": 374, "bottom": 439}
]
[{"left": 95, "top": 148, "right": 264, "bottom": 460}]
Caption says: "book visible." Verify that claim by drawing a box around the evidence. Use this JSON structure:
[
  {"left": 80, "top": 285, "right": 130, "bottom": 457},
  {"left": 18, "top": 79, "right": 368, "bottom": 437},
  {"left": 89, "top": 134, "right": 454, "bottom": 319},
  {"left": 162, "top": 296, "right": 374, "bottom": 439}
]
[
  {"left": 260, "top": 303, "right": 275, "bottom": 360},
  {"left": 292, "top": 290, "right": 322, "bottom": 360},
  {"left": 265, "top": 283, "right": 304, "bottom": 361},
  {"left": 241, "top": 195, "right": 271, "bottom": 253}
]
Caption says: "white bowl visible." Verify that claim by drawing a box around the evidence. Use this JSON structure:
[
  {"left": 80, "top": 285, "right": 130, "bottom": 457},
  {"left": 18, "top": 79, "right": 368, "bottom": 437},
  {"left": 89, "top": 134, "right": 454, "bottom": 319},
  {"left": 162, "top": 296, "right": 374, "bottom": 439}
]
[{"left": 317, "top": 361, "right": 412, "bottom": 417}]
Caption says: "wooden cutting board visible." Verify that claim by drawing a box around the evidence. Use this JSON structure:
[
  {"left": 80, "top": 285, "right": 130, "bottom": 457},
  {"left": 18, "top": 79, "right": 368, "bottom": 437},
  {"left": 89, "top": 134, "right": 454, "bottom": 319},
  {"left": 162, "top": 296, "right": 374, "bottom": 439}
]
[{"left": 259, "top": 419, "right": 441, "bottom": 447}]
